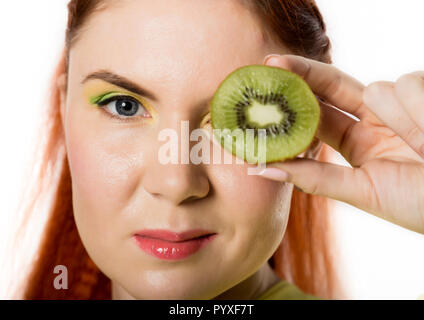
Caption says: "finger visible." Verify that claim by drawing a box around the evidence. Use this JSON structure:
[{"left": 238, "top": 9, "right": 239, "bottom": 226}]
[
  {"left": 395, "top": 71, "right": 424, "bottom": 131},
  {"left": 363, "top": 81, "right": 424, "bottom": 159},
  {"left": 315, "top": 99, "right": 359, "bottom": 164},
  {"left": 264, "top": 54, "right": 371, "bottom": 120},
  {"left": 257, "top": 158, "right": 370, "bottom": 207}
]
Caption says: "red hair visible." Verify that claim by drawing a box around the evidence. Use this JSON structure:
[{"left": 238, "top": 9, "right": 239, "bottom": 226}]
[{"left": 16, "top": 0, "right": 344, "bottom": 299}]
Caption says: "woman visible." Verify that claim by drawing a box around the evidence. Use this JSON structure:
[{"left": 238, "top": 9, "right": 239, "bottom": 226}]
[{"left": 15, "top": 0, "right": 424, "bottom": 300}]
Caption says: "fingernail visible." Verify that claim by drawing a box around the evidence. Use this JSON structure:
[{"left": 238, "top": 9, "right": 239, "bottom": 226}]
[
  {"left": 264, "top": 54, "right": 282, "bottom": 67},
  {"left": 420, "top": 144, "right": 424, "bottom": 158},
  {"left": 264, "top": 54, "right": 310, "bottom": 77},
  {"left": 257, "top": 168, "right": 290, "bottom": 182}
]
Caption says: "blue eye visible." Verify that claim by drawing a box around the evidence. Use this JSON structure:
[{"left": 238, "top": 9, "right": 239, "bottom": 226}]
[{"left": 96, "top": 95, "right": 152, "bottom": 121}]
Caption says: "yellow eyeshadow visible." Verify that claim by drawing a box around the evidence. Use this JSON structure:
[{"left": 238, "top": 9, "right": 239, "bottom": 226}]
[{"left": 82, "top": 80, "right": 158, "bottom": 118}]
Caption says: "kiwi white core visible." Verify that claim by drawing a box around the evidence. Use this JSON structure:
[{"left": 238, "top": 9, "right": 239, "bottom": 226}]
[{"left": 245, "top": 102, "right": 283, "bottom": 127}]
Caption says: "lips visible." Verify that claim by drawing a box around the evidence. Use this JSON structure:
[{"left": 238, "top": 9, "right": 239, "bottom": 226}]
[
  {"left": 134, "top": 229, "right": 216, "bottom": 242},
  {"left": 133, "top": 229, "right": 217, "bottom": 260}
]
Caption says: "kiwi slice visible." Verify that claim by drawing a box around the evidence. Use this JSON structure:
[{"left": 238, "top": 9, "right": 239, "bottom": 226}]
[{"left": 210, "top": 65, "right": 320, "bottom": 164}]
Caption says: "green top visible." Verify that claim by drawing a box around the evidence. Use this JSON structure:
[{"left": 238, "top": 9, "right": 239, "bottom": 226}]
[{"left": 257, "top": 280, "right": 319, "bottom": 300}]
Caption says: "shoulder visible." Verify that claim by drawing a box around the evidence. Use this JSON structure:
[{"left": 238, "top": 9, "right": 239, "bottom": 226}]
[{"left": 257, "top": 280, "right": 320, "bottom": 300}]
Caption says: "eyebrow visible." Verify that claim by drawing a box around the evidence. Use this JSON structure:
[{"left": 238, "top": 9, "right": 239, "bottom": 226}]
[{"left": 81, "top": 70, "right": 158, "bottom": 102}]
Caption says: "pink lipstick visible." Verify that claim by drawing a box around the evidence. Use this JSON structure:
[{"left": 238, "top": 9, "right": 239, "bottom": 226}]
[{"left": 133, "top": 229, "right": 217, "bottom": 260}]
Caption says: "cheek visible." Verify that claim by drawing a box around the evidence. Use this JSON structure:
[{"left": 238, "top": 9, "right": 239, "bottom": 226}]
[
  {"left": 64, "top": 107, "right": 154, "bottom": 245},
  {"left": 65, "top": 106, "right": 149, "bottom": 213},
  {"left": 209, "top": 162, "right": 293, "bottom": 241},
  {"left": 206, "top": 162, "right": 293, "bottom": 281},
  {"left": 67, "top": 133, "right": 136, "bottom": 212}
]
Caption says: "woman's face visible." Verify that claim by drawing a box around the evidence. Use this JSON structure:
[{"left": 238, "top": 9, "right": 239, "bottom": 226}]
[{"left": 61, "top": 0, "right": 294, "bottom": 299}]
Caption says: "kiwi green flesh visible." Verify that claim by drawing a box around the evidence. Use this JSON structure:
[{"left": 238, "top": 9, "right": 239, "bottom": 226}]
[{"left": 211, "top": 65, "right": 320, "bottom": 164}]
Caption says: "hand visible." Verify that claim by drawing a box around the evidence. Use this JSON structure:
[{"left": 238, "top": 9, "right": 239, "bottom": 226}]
[{"left": 259, "top": 54, "right": 424, "bottom": 234}]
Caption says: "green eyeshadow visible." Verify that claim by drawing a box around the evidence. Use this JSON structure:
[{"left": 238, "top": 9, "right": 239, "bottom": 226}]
[{"left": 90, "top": 92, "right": 121, "bottom": 105}]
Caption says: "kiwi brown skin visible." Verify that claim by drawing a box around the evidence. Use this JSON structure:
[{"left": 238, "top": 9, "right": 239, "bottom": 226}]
[{"left": 210, "top": 64, "right": 321, "bottom": 164}]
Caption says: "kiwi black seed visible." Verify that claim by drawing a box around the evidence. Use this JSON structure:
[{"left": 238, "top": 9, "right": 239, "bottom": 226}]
[{"left": 210, "top": 65, "right": 320, "bottom": 164}]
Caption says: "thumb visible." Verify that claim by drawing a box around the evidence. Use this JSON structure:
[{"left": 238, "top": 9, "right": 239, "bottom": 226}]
[{"left": 258, "top": 158, "right": 366, "bottom": 205}]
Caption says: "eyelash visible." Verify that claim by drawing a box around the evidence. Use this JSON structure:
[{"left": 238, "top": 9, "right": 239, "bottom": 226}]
[
  {"left": 93, "top": 93, "right": 212, "bottom": 127},
  {"left": 95, "top": 94, "right": 152, "bottom": 123}
]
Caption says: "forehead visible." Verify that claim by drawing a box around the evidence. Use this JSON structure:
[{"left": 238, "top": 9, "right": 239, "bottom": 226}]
[{"left": 70, "top": 0, "right": 273, "bottom": 93}]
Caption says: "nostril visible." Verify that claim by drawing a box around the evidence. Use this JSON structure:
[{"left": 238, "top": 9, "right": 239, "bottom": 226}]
[{"left": 182, "top": 195, "right": 201, "bottom": 203}]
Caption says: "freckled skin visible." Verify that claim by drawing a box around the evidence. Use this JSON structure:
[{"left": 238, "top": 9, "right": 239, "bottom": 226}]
[{"left": 60, "top": 0, "right": 298, "bottom": 299}]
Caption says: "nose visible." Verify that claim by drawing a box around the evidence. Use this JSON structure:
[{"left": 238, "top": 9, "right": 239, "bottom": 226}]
[
  {"left": 142, "top": 119, "right": 211, "bottom": 206},
  {"left": 142, "top": 162, "right": 210, "bottom": 205}
]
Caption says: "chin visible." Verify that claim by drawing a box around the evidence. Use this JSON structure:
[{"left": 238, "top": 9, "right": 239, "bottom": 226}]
[{"left": 116, "top": 275, "right": 218, "bottom": 300}]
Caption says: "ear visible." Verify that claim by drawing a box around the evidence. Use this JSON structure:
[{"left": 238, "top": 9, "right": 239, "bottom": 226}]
[{"left": 57, "top": 73, "right": 67, "bottom": 130}]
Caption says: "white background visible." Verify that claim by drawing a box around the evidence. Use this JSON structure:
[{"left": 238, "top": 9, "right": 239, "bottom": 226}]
[{"left": 0, "top": 0, "right": 423, "bottom": 299}]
